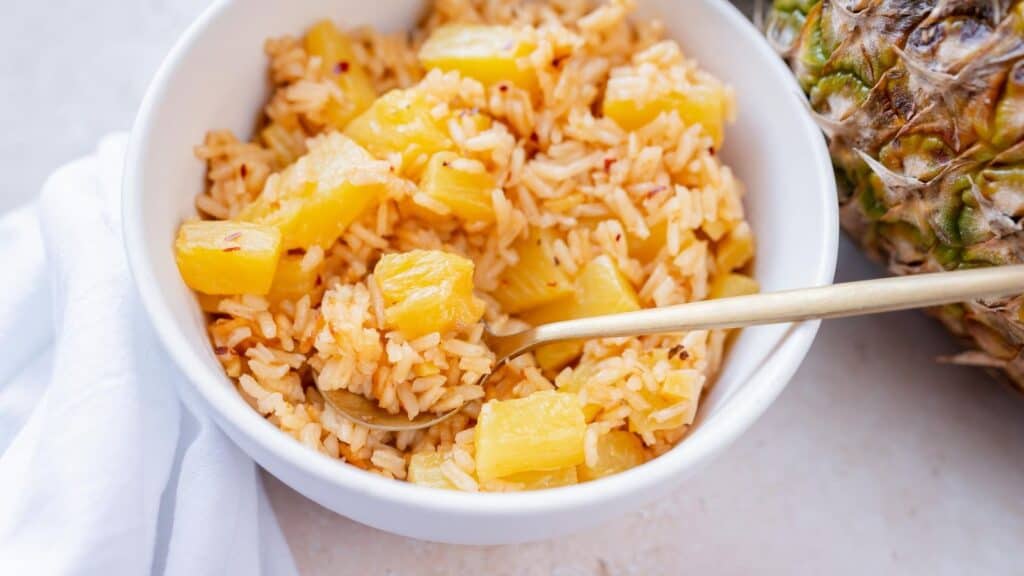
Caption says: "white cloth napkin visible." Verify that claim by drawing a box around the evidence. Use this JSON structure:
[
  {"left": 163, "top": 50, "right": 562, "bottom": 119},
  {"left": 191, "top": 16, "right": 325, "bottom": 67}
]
[{"left": 0, "top": 134, "right": 298, "bottom": 576}]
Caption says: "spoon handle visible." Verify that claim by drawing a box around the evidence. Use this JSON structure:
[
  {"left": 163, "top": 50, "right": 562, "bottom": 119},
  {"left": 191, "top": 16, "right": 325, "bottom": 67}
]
[{"left": 533, "top": 265, "right": 1024, "bottom": 344}]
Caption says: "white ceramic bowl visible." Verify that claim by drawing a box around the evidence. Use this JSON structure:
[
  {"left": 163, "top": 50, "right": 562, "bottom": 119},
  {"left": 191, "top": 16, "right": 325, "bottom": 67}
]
[{"left": 124, "top": 0, "right": 837, "bottom": 545}]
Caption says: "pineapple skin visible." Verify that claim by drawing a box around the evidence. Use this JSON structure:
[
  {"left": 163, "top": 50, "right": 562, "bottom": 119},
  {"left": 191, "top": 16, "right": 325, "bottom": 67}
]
[{"left": 769, "top": 0, "right": 1024, "bottom": 390}]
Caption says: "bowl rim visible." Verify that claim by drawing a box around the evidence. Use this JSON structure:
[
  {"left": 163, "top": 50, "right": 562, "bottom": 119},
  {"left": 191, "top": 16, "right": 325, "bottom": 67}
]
[{"left": 122, "top": 0, "right": 838, "bottom": 517}]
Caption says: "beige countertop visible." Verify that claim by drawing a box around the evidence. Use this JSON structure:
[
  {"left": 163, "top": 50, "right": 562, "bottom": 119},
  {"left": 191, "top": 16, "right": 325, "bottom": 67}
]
[{"left": 9, "top": 1, "right": 1024, "bottom": 573}]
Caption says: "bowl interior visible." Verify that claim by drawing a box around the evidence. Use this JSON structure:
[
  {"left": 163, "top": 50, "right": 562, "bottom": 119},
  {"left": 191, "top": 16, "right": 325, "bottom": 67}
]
[{"left": 125, "top": 0, "right": 837, "bottom": 543}]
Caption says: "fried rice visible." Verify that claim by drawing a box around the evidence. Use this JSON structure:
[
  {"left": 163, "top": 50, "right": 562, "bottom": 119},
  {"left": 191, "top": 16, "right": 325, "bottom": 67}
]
[{"left": 189, "top": 0, "right": 752, "bottom": 491}]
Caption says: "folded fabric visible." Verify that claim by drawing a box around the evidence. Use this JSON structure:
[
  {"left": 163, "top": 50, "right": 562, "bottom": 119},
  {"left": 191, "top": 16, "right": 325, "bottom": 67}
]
[{"left": 0, "top": 134, "right": 298, "bottom": 576}]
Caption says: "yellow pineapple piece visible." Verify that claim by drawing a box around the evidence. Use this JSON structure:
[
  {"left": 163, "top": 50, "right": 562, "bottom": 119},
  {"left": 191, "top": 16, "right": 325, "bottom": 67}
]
[
  {"left": 570, "top": 255, "right": 641, "bottom": 315},
  {"left": 408, "top": 452, "right": 458, "bottom": 490},
  {"left": 420, "top": 152, "right": 496, "bottom": 222},
  {"left": 374, "top": 250, "right": 485, "bottom": 338},
  {"left": 577, "top": 431, "right": 646, "bottom": 482},
  {"left": 555, "top": 366, "right": 603, "bottom": 422},
  {"left": 239, "top": 133, "right": 389, "bottom": 249},
  {"left": 268, "top": 252, "right": 321, "bottom": 304},
  {"left": 418, "top": 24, "right": 537, "bottom": 92},
  {"left": 628, "top": 372, "right": 703, "bottom": 437},
  {"left": 494, "top": 229, "right": 574, "bottom": 314},
  {"left": 502, "top": 467, "right": 578, "bottom": 490},
  {"left": 603, "top": 83, "right": 727, "bottom": 147},
  {"left": 344, "top": 88, "right": 454, "bottom": 177},
  {"left": 715, "top": 222, "right": 755, "bottom": 272},
  {"left": 304, "top": 20, "right": 377, "bottom": 130},
  {"left": 530, "top": 343, "right": 583, "bottom": 377},
  {"left": 522, "top": 255, "right": 641, "bottom": 371},
  {"left": 709, "top": 273, "right": 759, "bottom": 299},
  {"left": 661, "top": 369, "right": 705, "bottom": 401},
  {"left": 475, "top": 391, "right": 586, "bottom": 481},
  {"left": 628, "top": 220, "right": 668, "bottom": 262},
  {"left": 175, "top": 221, "right": 282, "bottom": 295}
]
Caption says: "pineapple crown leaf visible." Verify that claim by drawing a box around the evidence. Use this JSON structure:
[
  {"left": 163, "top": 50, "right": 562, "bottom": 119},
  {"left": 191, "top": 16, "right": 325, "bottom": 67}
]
[
  {"left": 966, "top": 174, "right": 1022, "bottom": 237},
  {"left": 797, "top": 90, "right": 850, "bottom": 140},
  {"left": 828, "top": 0, "right": 860, "bottom": 34},
  {"left": 765, "top": 13, "right": 799, "bottom": 56},
  {"left": 889, "top": 45, "right": 981, "bottom": 151},
  {"left": 854, "top": 147, "right": 926, "bottom": 198}
]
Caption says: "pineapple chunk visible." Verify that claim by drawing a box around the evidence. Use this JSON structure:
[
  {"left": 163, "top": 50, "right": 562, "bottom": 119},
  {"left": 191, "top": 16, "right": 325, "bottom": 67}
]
[
  {"left": 661, "top": 369, "right": 705, "bottom": 401},
  {"left": 502, "top": 467, "right": 578, "bottom": 490},
  {"left": 709, "top": 273, "right": 759, "bottom": 299},
  {"left": 715, "top": 222, "right": 755, "bottom": 272},
  {"left": 419, "top": 24, "right": 537, "bottom": 92},
  {"left": 522, "top": 255, "right": 641, "bottom": 371},
  {"left": 374, "top": 250, "right": 485, "bottom": 338},
  {"left": 577, "top": 431, "right": 646, "bottom": 482},
  {"left": 603, "top": 83, "right": 727, "bottom": 147},
  {"left": 420, "top": 152, "right": 496, "bottom": 222},
  {"left": 531, "top": 340, "right": 586, "bottom": 374},
  {"left": 494, "top": 229, "right": 574, "bottom": 313},
  {"left": 344, "top": 89, "right": 454, "bottom": 177},
  {"left": 556, "top": 366, "right": 603, "bottom": 422},
  {"left": 475, "top": 391, "right": 586, "bottom": 481},
  {"left": 629, "top": 372, "right": 703, "bottom": 437},
  {"left": 628, "top": 220, "right": 668, "bottom": 262},
  {"left": 239, "top": 133, "right": 388, "bottom": 249},
  {"left": 175, "top": 221, "right": 282, "bottom": 295},
  {"left": 268, "top": 252, "right": 321, "bottom": 303},
  {"left": 408, "top": 452, "right": 458, "bottom": 490},
  {"left": 305, "top": 20, "right": 377, "bottom": 130}
]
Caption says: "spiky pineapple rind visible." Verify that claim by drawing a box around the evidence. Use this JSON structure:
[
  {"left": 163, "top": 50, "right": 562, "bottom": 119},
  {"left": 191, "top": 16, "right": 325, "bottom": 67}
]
[{"left": 769, "top": 0, "right": 1024, "bottom": 390}]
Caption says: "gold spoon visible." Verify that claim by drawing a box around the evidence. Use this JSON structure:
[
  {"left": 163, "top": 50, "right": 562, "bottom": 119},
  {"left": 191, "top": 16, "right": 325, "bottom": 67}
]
[{"left": 321, "top": 264, "right": 1024, "bottom": 431}]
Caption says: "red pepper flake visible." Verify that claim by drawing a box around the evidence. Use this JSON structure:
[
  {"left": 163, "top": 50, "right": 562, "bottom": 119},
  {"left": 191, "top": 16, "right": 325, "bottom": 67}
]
[
  {"left": 546, "top": 281, "right": 558, "bottom": 287},
  {"left": 529, "top": 132, "right": 539, "bottom": 142},
  {"left": 707, "top": 147, "right": 716, "bottom": 156},
  {"left": 442, "top": 161, "right": 450, "bottom": 168},
  {"left": 603, "top": 157, "right": 617, "bottom": 171},
  {"left": 677, "top": 349, "right": 690, "bottom": 361},
  {"left": 287, "top": 248, "right": 304, "bottom": 255},
  {"left": 240, "top": 164, "right": 248, "bottom": 178},
  {"left": 223, "top": 246, "right": 242, "bottom": 252},
  {"left": 551, "top": 56, "right": 566, "bottom": 68},
  {"left": 224, "top": 231, "right": 242, "bottom": 242},
  {"left": 214, "top": 346, "right": 229, "bottom": 355},
  {"left": 334, "top": 60, "right": 350, "bottom": 74},
  {"left": 553, "top": 256, "right": 561, "bottom": 266},
  {"left": 499, "top": 83, "right": 509, "bottom": 92},
  {"left": 646, "top": 184, "right": 668, "bottom": 198},
  {"left": 615, "top": 233, "right": 622, "bottom": 242}
]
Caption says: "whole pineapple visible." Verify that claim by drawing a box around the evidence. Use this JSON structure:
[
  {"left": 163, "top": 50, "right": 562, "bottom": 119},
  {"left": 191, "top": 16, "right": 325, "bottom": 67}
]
[{"left": 767, "top": 0, "right": 1024, "bottom": 389}]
